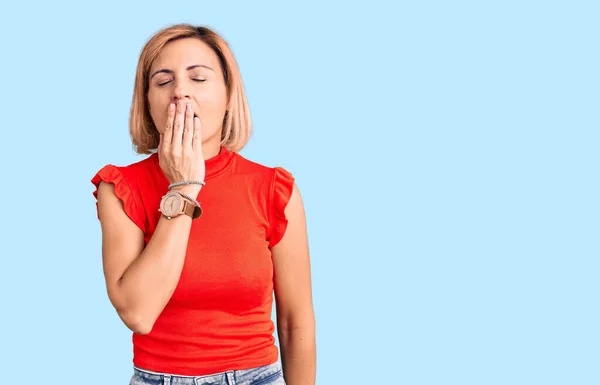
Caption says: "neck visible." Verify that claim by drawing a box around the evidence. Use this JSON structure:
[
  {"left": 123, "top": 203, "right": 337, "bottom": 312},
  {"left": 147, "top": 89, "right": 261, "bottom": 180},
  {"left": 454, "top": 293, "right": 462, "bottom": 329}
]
[{"left": 202, "top": 138, "right": 223, "bottom": 160}]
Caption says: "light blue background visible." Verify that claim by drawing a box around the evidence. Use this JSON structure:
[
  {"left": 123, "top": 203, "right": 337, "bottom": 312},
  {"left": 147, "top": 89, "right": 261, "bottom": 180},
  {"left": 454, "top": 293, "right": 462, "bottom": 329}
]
[{"left": 0, "top": 1, "right": 597, "bottom": 384}]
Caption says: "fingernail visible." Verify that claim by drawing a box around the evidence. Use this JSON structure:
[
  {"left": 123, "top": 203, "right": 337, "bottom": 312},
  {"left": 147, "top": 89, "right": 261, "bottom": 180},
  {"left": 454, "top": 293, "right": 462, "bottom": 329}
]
[{"left": 169, "top": 104, "right": 175, "bottom": 110}]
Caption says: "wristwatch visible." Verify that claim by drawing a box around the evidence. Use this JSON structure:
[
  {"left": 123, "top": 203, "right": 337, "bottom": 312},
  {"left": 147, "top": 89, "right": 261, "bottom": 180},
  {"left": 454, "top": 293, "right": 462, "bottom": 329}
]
[{"left": 159, "top": 190, "right": 202, "bottom": 220}]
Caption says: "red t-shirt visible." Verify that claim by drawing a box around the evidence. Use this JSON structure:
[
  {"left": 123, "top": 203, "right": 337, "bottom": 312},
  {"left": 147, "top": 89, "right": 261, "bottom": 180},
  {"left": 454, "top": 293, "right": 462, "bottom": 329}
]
[{"left": 91, "top": 146, "right": 294, "bottom": 375}]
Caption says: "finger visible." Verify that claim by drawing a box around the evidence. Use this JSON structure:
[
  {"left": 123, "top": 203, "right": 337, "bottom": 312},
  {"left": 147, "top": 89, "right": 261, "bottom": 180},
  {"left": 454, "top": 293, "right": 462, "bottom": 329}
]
[
  {"left": 183, "top": 102, "right": 194, "bottom": 149},
  {"left": 163, "top": 103, "right": 175, "bottom": 146},
  {"left": 192, "top": 116, "right": 203, "bottom": 151},
  {"left": 172, "top": 100, "right": 185, "bottom": 152}
]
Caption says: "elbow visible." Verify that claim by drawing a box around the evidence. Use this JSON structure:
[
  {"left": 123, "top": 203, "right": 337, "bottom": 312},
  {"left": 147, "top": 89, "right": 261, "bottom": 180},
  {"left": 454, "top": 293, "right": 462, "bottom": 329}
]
[
  {"left": 277, "top": 316, "right": 316, "bottom": 344},
  {"left": 108, "top": 289, "right": 156, "bottom": 335},
  {"left": 131, "top": 320, "right": 154, "bottom": 336},
  {"left": 277, "top": 311, "right": 316, "bottom": 334},
  {"left": 116, "top": 308, "right": 155, "bottom": 335}
]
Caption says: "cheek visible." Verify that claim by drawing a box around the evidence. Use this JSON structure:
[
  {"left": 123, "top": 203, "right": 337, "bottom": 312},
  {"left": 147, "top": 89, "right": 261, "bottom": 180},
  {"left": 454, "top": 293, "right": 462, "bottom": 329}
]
[
  {"left": 147, "top": 94, "right": 168, "bottom": 133},
  {"left": 196, "top": 92, "right": 226, "bottom": 110},
  {"left": 197, "top": 102, "right": 226, "bottom": 137},
  {"left": 194, "top": 88, "right": 227, "bottom": 121}
]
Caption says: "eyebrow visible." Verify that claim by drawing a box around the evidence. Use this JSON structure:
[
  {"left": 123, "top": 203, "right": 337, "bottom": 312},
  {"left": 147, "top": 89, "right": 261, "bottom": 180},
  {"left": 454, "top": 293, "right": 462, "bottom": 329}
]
[{"left": 150, "top": 64, "right": 214, "bottom": 79}]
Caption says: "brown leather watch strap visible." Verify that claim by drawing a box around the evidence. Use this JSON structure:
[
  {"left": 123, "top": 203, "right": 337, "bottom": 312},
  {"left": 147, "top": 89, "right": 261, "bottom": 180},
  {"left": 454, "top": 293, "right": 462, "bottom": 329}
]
[{"left": 181, "top": 197, "right": 202, "bottom": 219}]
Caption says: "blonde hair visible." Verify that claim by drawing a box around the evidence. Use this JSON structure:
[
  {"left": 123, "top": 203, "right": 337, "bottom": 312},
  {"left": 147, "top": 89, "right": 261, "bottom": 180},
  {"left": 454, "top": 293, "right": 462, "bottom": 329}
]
[{"left": 130, "top": 24, "right": 252, "bottom": 154}]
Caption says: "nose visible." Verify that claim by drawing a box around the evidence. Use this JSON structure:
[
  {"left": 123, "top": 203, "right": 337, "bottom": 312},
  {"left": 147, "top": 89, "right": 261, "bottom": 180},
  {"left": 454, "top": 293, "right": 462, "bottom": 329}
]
[{"left": 172, "top": 80, "right": 190, "bottom": 102}]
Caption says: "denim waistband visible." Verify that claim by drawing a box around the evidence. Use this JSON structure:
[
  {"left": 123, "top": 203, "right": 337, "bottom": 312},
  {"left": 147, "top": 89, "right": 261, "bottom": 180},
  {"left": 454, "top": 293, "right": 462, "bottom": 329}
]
[{"left": 131, "top": 361, "right": 283, "bottom": 385}]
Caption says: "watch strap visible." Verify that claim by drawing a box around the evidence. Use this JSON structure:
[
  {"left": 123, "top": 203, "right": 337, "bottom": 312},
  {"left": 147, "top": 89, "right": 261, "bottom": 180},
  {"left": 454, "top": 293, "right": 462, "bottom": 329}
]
[{"left": 182, "top": 199, "right": 202, "bottom": 219}]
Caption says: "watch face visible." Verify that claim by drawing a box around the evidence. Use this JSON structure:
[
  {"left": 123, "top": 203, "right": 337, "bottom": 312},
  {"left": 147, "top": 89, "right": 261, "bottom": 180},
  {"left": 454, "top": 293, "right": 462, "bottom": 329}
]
[{"left": 161, "top": 193, "right": 182, "bottom": 216}]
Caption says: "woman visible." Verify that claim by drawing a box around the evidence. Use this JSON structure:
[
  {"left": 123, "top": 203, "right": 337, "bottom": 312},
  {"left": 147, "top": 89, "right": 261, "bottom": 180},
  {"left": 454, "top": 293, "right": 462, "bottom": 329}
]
[{"left": 91, "top": 24, "right": 316, "bottom": 385}]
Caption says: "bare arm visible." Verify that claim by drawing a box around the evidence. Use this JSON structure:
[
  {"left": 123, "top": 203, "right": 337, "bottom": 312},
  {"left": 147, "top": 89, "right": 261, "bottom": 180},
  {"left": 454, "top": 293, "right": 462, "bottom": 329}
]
[
  {"left": 97, "top": 181, "right": 201, "bottom": 335},
  {"left": 97, "top": 100, "right": 205, "bottom": 334},
  {"left": 273, "top": 183, "right": 317, "bottom": 385}
]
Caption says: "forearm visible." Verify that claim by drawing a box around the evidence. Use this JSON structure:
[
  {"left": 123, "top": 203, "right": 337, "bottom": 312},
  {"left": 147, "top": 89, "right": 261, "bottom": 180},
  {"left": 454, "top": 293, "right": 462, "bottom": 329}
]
[
  {"left": 278, "top": 325, "right": 317, "bottom": 385},
  {"left": 116, "top": 186, "right": 200, "bottom": 334},
  {"left": 116, "top": 214, "right": 192, "bottom": 333}
]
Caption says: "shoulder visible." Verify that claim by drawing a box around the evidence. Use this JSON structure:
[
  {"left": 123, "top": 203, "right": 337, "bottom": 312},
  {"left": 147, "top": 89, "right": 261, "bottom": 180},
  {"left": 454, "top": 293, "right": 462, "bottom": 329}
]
[
  {"left": 91, "top": 154, "right": 155, "bottom": 232},
  {"left": 91, "top": 153, "right": 157, "bottom": 204},
  {"left": 232, "top": 153, "right": 299, "bottom": 247},
  {"left": 116, "top": 153, "right": 157, "bottom": 175},
  {"left": 231, "top": 152, "right": 296, "bottom": 202},
  {"left": 232, "top": 151, "right": 294, "bottom": 181},
  {"left": 92, "top": 154, "right": 156, "bottom": 184}
]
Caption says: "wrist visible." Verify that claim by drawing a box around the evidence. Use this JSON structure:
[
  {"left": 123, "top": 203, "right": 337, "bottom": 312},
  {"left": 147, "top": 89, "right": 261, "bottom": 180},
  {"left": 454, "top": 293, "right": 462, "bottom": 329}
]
[{"left": 170, "top": 184, "right": 202, "bottom": 199}]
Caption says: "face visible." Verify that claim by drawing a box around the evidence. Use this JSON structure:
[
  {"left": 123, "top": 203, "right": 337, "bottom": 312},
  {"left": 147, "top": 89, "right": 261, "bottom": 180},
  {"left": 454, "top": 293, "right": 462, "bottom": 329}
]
[{"left": 147, "top": 38, "right": 228, "bottom": 145}]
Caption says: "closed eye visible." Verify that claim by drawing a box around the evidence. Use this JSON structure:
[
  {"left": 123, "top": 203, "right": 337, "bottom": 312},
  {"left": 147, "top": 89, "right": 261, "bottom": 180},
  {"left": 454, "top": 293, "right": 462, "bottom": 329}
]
[{"left": 157, "top": 79, "right": 205, "bottom": 87}]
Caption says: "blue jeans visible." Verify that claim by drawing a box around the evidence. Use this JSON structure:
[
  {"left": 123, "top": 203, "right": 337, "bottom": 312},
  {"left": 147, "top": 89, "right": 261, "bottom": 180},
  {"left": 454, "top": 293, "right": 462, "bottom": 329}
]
[{"left": 130, "top": 362, "right": 286, "bottom": 385}]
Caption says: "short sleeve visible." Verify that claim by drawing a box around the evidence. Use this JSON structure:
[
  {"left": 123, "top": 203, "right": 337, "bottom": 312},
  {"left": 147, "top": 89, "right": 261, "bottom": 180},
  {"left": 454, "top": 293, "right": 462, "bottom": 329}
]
[
  {"left": 268, "top": 166, "right": 295, "bottom": 248},
  {"left": 91, "top": 165, "right": 146, "bottom": 233}
]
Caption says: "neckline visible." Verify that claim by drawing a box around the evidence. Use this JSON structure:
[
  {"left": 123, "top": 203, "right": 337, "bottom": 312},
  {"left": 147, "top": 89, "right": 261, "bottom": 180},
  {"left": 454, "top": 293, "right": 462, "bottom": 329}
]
[
  {"left": 204, "top": 145, "right": 235, "bottom": 179},
  {"left": 152, "top": 145, "right": 235, "bottom": 182}
]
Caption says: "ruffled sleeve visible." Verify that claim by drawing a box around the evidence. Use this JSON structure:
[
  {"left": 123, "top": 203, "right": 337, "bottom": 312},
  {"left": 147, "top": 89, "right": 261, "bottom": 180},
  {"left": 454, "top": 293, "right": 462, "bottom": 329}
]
[
  {"left": 91, "top": 165, "right": 146, "bottom": 233},
  {"left": 268, "top": 166, "right": 295, "bottom": 248}
]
